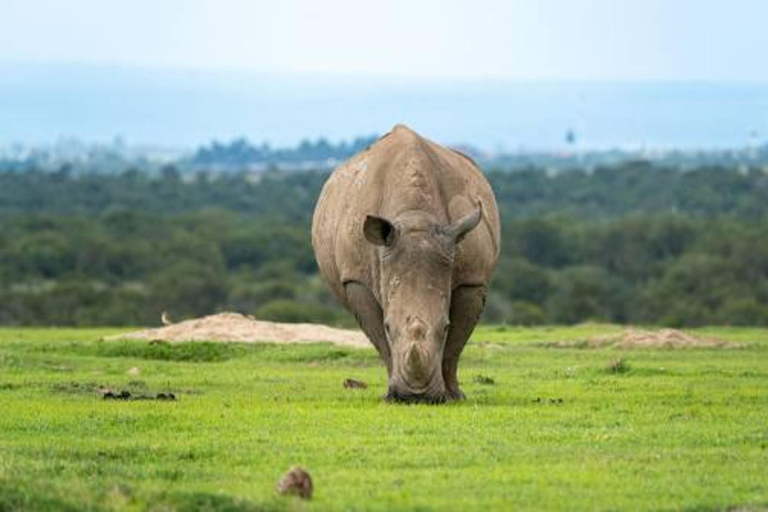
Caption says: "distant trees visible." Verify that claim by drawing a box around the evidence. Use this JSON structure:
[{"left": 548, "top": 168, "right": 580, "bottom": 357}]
[
  {"left": 190, "top": 135, "right": 379, "bottom": 168},
  {"left": 488, "top": 214, "right": 768, "bottom": 327},
  {"left": 3, "top": 161, "right": 768, "bottom": 221},
  {"left": 1, "top": 163, "right": 768, "bottom": 326}
]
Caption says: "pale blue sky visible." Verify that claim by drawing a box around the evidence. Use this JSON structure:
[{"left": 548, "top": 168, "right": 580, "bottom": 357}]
[
  {"left": 2, "top": 1, "right": 767, "bottom": 149},
  {"left": 1, "top": 0, "right": 767, "bottom": 81}
]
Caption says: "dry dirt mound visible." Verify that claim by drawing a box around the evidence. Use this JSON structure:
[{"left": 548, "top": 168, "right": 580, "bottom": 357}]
[
  {"left": 103, "top": 312, "right": 370, "bottom": 348},
  {"left": 578, "top": 328, "right": 743, "bottom": 349}
]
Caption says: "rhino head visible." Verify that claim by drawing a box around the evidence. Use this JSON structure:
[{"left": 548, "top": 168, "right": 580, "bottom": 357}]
[{"left": 363, "top": 205, "right": 482, "bottom": 403}]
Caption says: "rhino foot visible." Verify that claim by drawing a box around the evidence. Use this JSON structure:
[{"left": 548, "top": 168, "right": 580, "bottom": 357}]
[{"left": 444, "top": 388, "right": 466, "bottom": 401}]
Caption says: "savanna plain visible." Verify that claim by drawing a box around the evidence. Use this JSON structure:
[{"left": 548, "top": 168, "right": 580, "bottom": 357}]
[{"left": 1, "top": 325, "right": 767, "bottom": 511}]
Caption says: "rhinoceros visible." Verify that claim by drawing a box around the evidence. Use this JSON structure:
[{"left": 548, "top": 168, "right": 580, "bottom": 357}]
[{"left": 311, "top": 125, "right": 501, "bottom": 402}]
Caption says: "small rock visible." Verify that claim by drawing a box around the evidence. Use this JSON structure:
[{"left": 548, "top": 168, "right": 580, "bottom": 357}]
[
  {"left": 343, "top": 378, "right": 367, "bottom": 389},
  {"left": 127, "top": 367, "right": 141, "bottom": 376},
  {"left": 156, "top": 392, "right": 176, "bottom": 401},
  {"left": 277, "top": 466, "right": 313, "bottom": 500}
]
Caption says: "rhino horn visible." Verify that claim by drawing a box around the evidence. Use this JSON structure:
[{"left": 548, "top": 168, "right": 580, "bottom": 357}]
[{"left": 444, "top": 201, "right": 483, "bottom": 243}]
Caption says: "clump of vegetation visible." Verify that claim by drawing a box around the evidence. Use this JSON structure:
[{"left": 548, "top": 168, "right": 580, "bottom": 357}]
[
  {"left": 50, "top": 381, "right": 103, "bottom": 394},
  {"left": 607, "top": 358, "right": 630, "bottom": 374},
  {"left": 473, "top": 374, "right": 496, "bottom": 385},
  {"left": 342, "top": 378, "right": 367, "bottom": 389}
]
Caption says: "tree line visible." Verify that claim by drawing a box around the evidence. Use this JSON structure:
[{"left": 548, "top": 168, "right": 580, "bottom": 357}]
[
  {"left": 1, "top": 162, "right": 767, "bottom": 326},
  {"left": 189, "top": 135, "right": 379, "bottom": 168},
  {"left": 3, "top": 161, "right": 768, "bottom": 220}
]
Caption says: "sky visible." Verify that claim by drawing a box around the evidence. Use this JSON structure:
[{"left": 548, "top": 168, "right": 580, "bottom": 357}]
[
  {"left": 1, "top": 0, "right": 767, "bottom": 150},
  {"left": 2, "top": 0, "right": 767, "bottom": 81}
]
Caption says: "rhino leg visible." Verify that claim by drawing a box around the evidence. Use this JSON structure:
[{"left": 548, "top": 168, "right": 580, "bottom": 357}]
[
  {"left": 344, "top": 281, "right": 392, "bottom": 376},
  {"left": 443, "top": 285, "right": 487, "bottom": 401}
]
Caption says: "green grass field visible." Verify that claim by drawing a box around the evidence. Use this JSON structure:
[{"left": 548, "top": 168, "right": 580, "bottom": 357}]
[{"left": 1, "top": 325, "right": 767, "bottom": 511}]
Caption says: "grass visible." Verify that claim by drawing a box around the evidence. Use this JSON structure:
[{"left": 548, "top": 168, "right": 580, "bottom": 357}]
[{"left": 0, "top": 325, "right": 767, "bottom": 511}]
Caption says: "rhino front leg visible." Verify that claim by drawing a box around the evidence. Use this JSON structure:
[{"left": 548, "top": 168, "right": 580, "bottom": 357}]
[
  {"left": 443, "top": 285, "right": 487, "bottom": 401},
  {"left": 344, "top": 281, "right": 392, "bottom": 376}
]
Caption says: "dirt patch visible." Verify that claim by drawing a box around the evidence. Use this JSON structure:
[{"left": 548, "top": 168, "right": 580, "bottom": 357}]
[
  {"left": 548, "top": 328, "right": 743, "bottom": 349},
  {"left": 102, "top": 312, "right": 369, "bottom": 348}
]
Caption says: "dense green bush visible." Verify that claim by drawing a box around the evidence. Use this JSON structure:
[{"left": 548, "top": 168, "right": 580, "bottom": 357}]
[{"left": 1, "top": 164, "right": 767, "bottom": 326}]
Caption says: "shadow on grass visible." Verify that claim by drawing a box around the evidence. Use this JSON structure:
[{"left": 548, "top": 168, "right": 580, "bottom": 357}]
[
  {"left": 148, "top": 490, "right": 285, "bottom": 512},
  {"left": 675, "top": 502, "right": 768, "bottom": 512},
  {"left": 86, "top": 341, "right": 252, "bottom": 362},
  {"left": 52, "top": 340, "right": 378, "bottom": 366},
  {"left": 0, "top": 480, "right": 287, "bottom": 512},
  {"left": 0, "top": 483, "right": 81, "bottom": 512}
]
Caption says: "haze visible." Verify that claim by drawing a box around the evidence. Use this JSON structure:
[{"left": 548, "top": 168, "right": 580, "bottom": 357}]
[{"left": 1, "top": 0, "right": 767, "bottom": 149}]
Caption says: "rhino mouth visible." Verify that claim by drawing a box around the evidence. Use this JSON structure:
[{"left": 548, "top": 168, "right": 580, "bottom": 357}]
[
  {"left": 386, "top": 360, "right": 446, "bottom": 404},
  {"left": 385, "top": 389, "right": 446, "bottom": 405}
]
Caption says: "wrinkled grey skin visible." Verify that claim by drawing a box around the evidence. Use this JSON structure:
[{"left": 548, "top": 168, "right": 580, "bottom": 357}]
[{"left": 311, "top": 125, "right": 501, "bottom": 403}]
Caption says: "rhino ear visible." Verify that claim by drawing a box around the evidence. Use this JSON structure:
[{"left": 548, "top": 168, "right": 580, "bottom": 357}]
[
  {"left": 444, "top": 202, "right": 482, "bottom": 244},
  {"left": 364, "top": 215, "right": 396, "bottom": 247}
]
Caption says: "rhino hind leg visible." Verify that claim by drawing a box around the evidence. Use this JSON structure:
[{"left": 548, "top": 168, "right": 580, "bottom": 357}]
[
  {"left": 443, "top": 285, "right": 487, "bottom": 401},
  {"left": 344, "top": 281, "right": 392, "bottom": 376}
]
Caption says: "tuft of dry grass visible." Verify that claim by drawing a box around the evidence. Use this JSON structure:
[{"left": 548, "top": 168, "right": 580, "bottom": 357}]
[{"left": 607, "top": 357, "right": 630, "bottom": 374}]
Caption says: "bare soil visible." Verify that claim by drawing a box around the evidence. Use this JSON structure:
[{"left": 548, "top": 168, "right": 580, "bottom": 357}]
[
  {"left": 103, "top": 312, "right": 369, "bottom": 348},
  {"left": 582, "top": 328, "right": 743, "bottom": 349}
]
